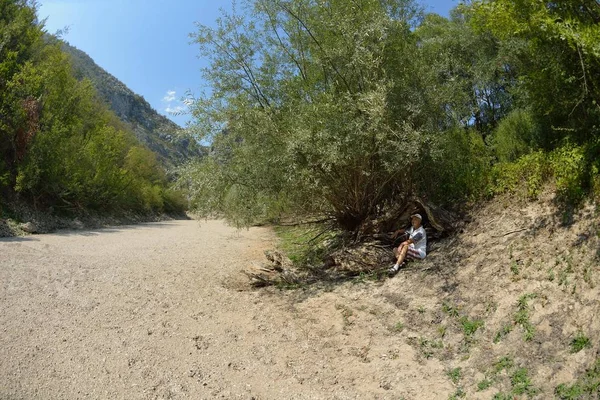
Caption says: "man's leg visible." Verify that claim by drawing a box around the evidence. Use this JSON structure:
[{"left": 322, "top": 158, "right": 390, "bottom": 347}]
[{"left": 389, "top": 243, "right": 409, "bottom": 276}]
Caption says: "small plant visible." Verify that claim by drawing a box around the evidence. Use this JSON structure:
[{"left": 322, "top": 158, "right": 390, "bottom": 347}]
[
  {"left": 494, "top": 324, "right": 513, "bottom": 343},
  {"left": 489, "top": 357, "right": 539, "bottom": 398},
  {"left": 438, "top": 325, "right": 447, "bottom": 338},
  {"left": 448, "top": 387, "right": 466, "bottom": 399},
  {"left": 447, "top": 367, "right": 462, "bottom": 385},
  {"left": 442, "top": 301, "right": 460, "bottom": 318},
  {"left": 511, "top": 367, "right": 537, "bottom": 395},
  {"left": 514, "top": 293, "right": 537, "bottom": 341},
  {"left": 460, "top": 316, "right": 484, "bottom": 338},
  {"left": 510, "top": 260, "right": 520, "bottom": 275},
  {"left": 493, "top": 356, "right": 514, "bottom": 374},
  {"left": 392, "top": 322, "right": 405, "bottom": 333},
  {"left": 418, "top": 305, "right": 426, "bottom": 314},
  {"left": 555, "top": 358, "right": 600, "bottom": 399},
  {"left": 477, "top": 379, "right": 492, "bottom": 391},
  {"left": 415, "top": 337, "right": 442, "bottom": 359},
  {"left": 570, "top": 332, "right": 591, "bottom": 353}
]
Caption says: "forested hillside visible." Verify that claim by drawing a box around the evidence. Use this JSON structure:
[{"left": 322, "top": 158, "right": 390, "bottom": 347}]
[
  {"left": 0, "top": 0, "right": 188, "bottom": 217},
  {"left": 180, "top": 0, "right": 600, "bottom": 230},
  {"left": 61, "top": 42, "right": 205, "bottom": 168}
]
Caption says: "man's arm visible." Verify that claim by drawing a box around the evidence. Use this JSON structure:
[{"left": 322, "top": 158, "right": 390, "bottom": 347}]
[{"left": 392, "top": 228, "right": 406, "bottom": 239}]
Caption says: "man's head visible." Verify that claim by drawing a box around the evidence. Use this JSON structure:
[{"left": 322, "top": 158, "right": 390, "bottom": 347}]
[{"left": 411, "top": 213, "right": 422, "bottom": 228}]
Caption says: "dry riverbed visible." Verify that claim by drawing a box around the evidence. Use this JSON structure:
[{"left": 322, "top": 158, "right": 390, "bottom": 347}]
[{"left": 0, "top": 220, "right": 453, "bottom": 400}]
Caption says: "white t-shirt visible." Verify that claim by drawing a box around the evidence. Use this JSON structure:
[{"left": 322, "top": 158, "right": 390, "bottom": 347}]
[{"left": 407, "top": 226, "right": 427, "bottom": 255}]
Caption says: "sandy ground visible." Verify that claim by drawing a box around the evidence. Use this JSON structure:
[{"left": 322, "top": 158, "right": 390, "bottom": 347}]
[{"left": 0, "top": 220, "right": 454, "bottom": 400}]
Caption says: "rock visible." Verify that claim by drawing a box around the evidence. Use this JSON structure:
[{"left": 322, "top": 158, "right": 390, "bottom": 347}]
[
  {"left": 20, "top": 222, "right": 38, "bottom": 234},
  {"left": 72, "top": 219, "right": 85, "bottom": 230}
]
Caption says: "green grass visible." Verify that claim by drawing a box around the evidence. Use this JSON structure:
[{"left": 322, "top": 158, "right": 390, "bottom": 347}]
[
  {"left": 494, "top": 324, "right": 513, "bottom": 343},
  {"left": 488, "top": 357, "right": 539, "bottom": 398},
  {"left": 477, "top": 379, "right": 493, "bottom": 391},
  {"left": 460, "top": 316, "right": 484, "bottom": 338},
  {"left": 555, "top": 359, "right": 600, "bottom": 399},
  {"left": 510, "top": 260, "right": 520, "bottom": 275},
  {"left": 274, "top": 224, "right": 338, "bottom": 268},
  {"left": 570, "top": 332, "right": 591, "bottom": 353},
  {"left": 448, "top": 387, "right": 466, "bottom": 399},
  {"left": 442, "top": 301, "right": 461, "bottom": 318},
  {"left": 392, "top": 322, "right": 405, "bottom": 333},
  {"left": 493, "top": 356, "right": 514, "bottom": 374},
  {"left": 514, "top": 293, "right": 537, "bottom": 341},
  {"left": 511, "top": 367, "right": 538, "bottom": 395},
  {"left": 447, "top": 367, "right": 462, "bottom": 384}
]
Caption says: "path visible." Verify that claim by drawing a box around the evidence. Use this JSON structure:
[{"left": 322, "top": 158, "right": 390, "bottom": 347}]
[{"left": 0, "top": 220, "right": 452, "bottom": 399}]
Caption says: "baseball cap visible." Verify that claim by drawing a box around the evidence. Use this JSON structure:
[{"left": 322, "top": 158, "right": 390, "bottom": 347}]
[{"left": 411, "top": 213, "right": 422, "bottom": 220}]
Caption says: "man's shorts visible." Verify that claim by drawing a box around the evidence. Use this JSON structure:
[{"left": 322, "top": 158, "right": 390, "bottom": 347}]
[
  {"left": 406, "top": 244, "right": 426, "bottom": 260},
  {"left": 394, "top": 244, "right": 426, "bottom": 260}
]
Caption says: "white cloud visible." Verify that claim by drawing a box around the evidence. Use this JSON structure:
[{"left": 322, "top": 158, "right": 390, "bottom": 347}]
[
  {"left": 165, "top": 105, "right": 186, "bottom": 114},
  {"left": 161, "top": 89, "right": 189, "bottom": 116},
  {"left": 163, "top": 90, "right": 177, "bottom": 102}
]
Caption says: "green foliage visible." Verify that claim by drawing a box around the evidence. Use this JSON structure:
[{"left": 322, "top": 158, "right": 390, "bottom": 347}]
[
  {"left": 273, "top": 224, "right": 337, "bottom": 267},
  {"left": 477, "top": 379, "right": 492, "bottom": 391},
  {"left": 392, "top": 322, "right": 405, "bottom": 333},
  {"left": 555, "top": 359, "right": 600, "bottom": 399},
  {"left": 490, "top": 151, "right": 549, "bottom": 199},
  {"left": 460, "top": 316, "right": 484, "bottom": 338},
  {"left": 469, "top": 0, "right": 600, "bottom": 145},
  {"left": 549, "top": 144, "right": 589, "bottom": 205},
  {"left": 489, "top": 357, "right": 539, "bottom": 398},
  {"left": 182, "top": 0, "right": 600, "bottom": 232},
  {"left": 493, "top": 356, "right": 514, "bottom": 374},
  {"left": 447, "top": 367, "right": 462, "bottom": 385},
  {"left": 425, "top": 128, "right": 493, "bottom": 204},
  {"left": 570, "top": 332, "right": 592, "bottom": 354},
  {"left": 182, "top": 0, "right": 506, "bottom": 230},
  {"left": 0, "top": 0, "right": 185, "bottom": 216},
  {"left": 448, "top": 387, "right": 466, "bottom": 399},
  {"left": 510, "top": 367, "right": 538, "bottom": 396},
  {"left": 492, "top": 109, "right": 540, "bottom": 162},
  {"left": 490, "top": 142, "right": 595, "bottom": 205},
  {"left": 514, "top": 293, "right": 537, "bottom": 341}
]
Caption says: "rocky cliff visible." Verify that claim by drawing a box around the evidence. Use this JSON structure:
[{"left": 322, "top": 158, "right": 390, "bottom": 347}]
[{"left": 61, "top": 41, "right": 204, "bottom": 169}]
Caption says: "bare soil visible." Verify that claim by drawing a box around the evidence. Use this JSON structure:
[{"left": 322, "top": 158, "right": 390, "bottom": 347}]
[
  {"left": 0, "top": 219, "right": 451, "bottom": 400},
  {"left": 1, "top": 193, "right": 599, "bottom": 399}
]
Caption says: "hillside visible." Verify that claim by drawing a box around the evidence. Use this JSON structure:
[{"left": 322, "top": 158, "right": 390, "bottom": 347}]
[
  {"left": 252, "top": 191, "right": 600, "bottom": 398},
  {"left": 61, "top": 41, "right": 204, "bottom": 169}
]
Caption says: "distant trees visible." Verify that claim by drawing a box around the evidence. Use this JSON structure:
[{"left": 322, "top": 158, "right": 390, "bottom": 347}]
[{"left": 0, "top": 0, "right": 185, "bottom": 214}]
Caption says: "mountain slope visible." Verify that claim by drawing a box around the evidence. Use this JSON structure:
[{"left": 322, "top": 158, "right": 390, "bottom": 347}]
[{"left": 61, "top": 41, "right": 204, "bottom": 169}]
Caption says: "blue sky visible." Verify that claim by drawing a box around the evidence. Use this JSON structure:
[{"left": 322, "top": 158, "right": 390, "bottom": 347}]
[{"left": 38, "top": 0, "right": 459, "bottom": 127}]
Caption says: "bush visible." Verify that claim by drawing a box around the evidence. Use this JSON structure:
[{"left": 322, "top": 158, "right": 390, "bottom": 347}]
[
  {"left": 490, "top": 151, "right": 550, "bottom": 199},
  {"left": 490, "top": 143, "right": 593, "bottom": 205},
  {"left": 424, "top": 127, "right": 493, "bottom": 205},
  {"left": 549, "top": 144, "right": 588, "bottom": 205},
  {"left": 491, "top": 109, "right": 540, "bottom": 163}
]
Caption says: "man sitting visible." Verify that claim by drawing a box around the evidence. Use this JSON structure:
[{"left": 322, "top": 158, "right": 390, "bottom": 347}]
[{"left": 388, "top": 213, "right": 427, "bottom": 276}]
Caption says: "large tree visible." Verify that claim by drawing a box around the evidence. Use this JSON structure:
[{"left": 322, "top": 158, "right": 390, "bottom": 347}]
[{"left": 184, "top": 0, "right": 444, "bottom": 231}]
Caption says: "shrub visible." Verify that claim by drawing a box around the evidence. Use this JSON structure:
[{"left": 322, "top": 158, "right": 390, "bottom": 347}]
[
  {"left": 490, "top": 151, "right": 550, "bottom": 199},
  {"left": 550, "top": 144, "right": 588, "bottom": 205},
  {"left": 492, "top": 109, "right": 540, "bottom": 163},
  {"left": 425, "top": 127, "right": 493, "bottom": 205}
]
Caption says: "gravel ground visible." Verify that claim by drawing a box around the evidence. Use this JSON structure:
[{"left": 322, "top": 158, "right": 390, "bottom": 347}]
[{"left": 0, "top": 220, "right": 452, "bottom": 400}]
